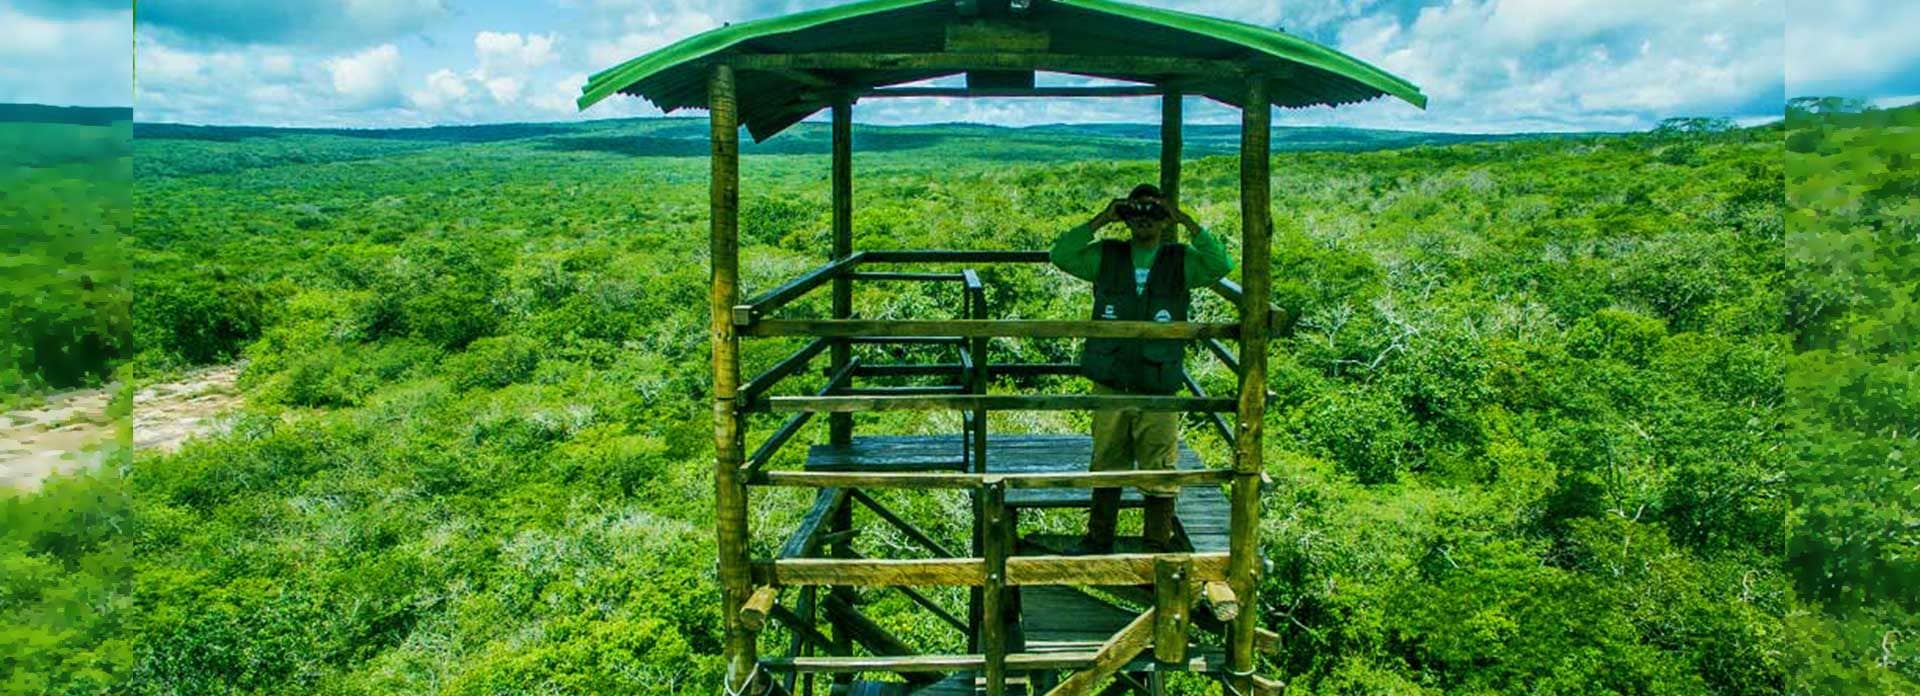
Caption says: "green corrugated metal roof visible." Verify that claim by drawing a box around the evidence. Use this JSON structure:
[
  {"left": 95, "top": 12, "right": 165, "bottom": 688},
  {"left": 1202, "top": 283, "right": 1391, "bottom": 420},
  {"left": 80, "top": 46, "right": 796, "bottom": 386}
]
[{"left": 578, "top": 0, "right": 1425, "bottom": 141}]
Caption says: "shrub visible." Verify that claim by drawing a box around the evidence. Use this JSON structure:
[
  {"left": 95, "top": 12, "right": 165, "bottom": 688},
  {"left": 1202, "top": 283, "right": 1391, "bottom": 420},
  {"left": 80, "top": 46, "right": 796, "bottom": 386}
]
[{"left": 443, "top": 335, "right": 542, "bottom": 391}]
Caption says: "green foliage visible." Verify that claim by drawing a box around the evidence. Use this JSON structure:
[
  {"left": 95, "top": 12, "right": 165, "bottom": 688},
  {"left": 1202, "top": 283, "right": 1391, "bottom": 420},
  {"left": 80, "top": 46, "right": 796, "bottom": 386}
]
[
  {"left": 0, "top": 116, "right": 132, "bottom": 398},
  {"left": 7, "top": 107, "right": 1892, "bottom": 694},
  {"left": 1780, "top": 102, "right": 1920, "bottom": 693}
]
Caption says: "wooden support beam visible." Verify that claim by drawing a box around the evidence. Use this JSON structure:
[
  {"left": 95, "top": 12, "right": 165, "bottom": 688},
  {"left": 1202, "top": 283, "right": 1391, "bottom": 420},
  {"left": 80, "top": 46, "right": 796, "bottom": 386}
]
[
  {"left": 761, "top": 651, "right": 1101, "bottom": 674},
  {"left": 982, "top": 481, "right": 1010, "bottom": 696},
  {"left": 765, "top": 654, "right": 980, "bottom": 674},
  {"left": 1202, "top": 581, "right": 1239, "bottom": 622},
  {"left": 853, "top": 362, "right": 1079, "bottom": 378},
  {"left": 708, "top": 62, "right": 758, "bottom": 696},
  {"left": 861, "top": 250, "right": 1051, "bottom": 264},
  {"left": 759, "top": 394, "right": 1237, "bottom": 414},
  {"left": 1202, "top": 338, "right": 1240, "bottom": 376},
  {"left": 1008, "top": 553, "right": 1228, "bottom": 586},
  {"left": 754, "top": 552, "right": 1231, "bottom": 587},
  {"left": 1209, "top": 279, "right": 1286, "bottom": 332},
  {"left": 733, "top": 52, "right": 1243, "bottom": 78},
  {"left": 858, "top": 86, "right": 1167, "bottom": 99},
  {"left": 768, "top": 67, "right": 836, "bottom": 88},
  {"left": 741, "top": 585, "right": 778, "bottom": 633},
  {"left": 779, "top": 488, "right": 851, "bottom": 559},
  {"left": 758, "top": 468, "right": 1233, "bottom": 491},
  {"left": 744, "top": 319, "right": 1240, "bottom": 340},
  {"left": 847, "top": 336, "right": 969, "bottom": 346},
  {"left": 848, "top": 271, "right": 968, "bottom": 282},
  {"left": 782, "top": 586, "right": 820, "bottom": 695},
  {"left": 815, "top": 529, "right": 858, "bottom": 547},
  {"left": 821, "top": 595, "right": 941, "bottom": 686},
  {"left": 1046, "top": 610, "right": 1158, "bottom": 696},
  {"left": 830, "top": 94, "right": 855, "bottom": 448},
  {"left": 1161, "top": 90, "right": 1183, "bottom": 209},
  {"left": 742, "top": 357, "right": 857, "bottom": 476},
  {"left": 839, "top": 386, "right": 970, "bottom": 396},
  {"left": 770, "top": 602, "right": 838, "bottom": 655},
  {"left": 739, "top": 338, "right": 831, "bottom": 407},
  {"left": 851, "top": 489, "right": 960, "bottom": 558},
  {"left": 1153, "top": 558, "right": 1192, "bottom": 664},
  {"left": 734, "top": 252, "right": 867, "bottom": 326},
  {"left": 760, "top": 558, "right": 986, "bottom": 587},
  {"left": 744, "top": 412, "right": 813, "bottom": 476},
  {"left": 1228, "top": 76, "right": 1273, "bottom": 696}
]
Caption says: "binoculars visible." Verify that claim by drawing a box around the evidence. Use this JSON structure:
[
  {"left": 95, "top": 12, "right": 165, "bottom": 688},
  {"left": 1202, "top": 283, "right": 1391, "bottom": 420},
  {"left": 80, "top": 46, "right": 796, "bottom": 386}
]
[{"left": 1115, "top": 199, "right": 1170, "bottom": 221}]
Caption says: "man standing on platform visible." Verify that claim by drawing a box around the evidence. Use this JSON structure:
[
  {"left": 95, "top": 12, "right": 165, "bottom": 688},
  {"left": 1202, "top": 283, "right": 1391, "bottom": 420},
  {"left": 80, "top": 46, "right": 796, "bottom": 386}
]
[{"left": 1049, "top": 184, "right": 1235, "bottom": 553}]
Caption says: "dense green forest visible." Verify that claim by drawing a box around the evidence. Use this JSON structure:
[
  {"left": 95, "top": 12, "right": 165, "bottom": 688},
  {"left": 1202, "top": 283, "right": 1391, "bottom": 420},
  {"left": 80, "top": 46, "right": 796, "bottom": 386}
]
[
  {"left": 1, "top": 106, "right": 1912, "bottom": 694},
  {"left": 0, "top": 108, "right": 132, "bottom": 403}
]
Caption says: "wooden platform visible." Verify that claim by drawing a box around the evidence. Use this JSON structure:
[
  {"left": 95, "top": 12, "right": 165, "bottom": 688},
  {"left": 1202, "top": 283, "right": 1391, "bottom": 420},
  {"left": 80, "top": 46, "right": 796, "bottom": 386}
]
[
  {"left": 798, "top": 435, "right": 1235, "bottom": 694},
  {"left": 805, "top": 434, "right": 1230, "bottom": 552}
]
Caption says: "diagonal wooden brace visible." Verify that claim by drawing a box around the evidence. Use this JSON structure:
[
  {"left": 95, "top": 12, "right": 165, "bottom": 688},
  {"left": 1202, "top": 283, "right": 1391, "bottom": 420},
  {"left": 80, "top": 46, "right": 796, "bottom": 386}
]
[{"left": 1045, "top": 609, "right": 1158, "bottom": 696}]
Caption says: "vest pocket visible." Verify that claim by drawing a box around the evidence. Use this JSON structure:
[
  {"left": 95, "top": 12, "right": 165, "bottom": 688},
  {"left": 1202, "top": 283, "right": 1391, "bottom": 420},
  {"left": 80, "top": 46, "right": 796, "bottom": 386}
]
[
  {"left": 1080, "top": 338, "right": 1126, "bottom": 389},
  {"left": 1138, "top": 341, "right": 1186, "bottom": 394}
]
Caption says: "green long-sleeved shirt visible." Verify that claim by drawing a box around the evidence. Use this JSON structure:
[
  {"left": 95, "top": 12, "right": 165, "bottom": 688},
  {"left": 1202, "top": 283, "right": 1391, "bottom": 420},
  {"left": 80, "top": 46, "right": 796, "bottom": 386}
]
[{"left": 1048, "top": 223, "right": 1234, "bottom": 292}]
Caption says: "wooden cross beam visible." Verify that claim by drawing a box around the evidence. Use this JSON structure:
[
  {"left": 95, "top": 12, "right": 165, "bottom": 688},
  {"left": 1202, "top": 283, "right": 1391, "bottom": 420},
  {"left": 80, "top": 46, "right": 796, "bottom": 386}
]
[{"left": 1046, "top": 609, "right": 1158, "bottom": 696}]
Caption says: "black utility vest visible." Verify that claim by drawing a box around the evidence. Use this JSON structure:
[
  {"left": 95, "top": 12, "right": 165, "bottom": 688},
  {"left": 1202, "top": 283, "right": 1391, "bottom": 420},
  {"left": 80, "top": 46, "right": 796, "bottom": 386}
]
[{"left": 1079, "top": 240, "right": 1190, "bottom": 394}]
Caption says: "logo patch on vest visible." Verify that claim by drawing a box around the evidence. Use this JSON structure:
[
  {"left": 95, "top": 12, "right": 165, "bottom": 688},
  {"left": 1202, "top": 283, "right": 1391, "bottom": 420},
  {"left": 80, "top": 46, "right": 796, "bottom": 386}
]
[
  {"left": 1154, "top": 309, "right": 1173, "bottom": 322},
  {"left": 1102, "top": 304, "right": 1118, "bottom": 319}
]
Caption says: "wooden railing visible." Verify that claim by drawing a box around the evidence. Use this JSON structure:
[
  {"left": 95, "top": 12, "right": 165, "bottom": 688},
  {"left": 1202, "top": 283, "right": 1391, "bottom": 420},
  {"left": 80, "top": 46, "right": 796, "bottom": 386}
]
[{"left": 728, "top": 251, "right": 1274, "bottom": 692}]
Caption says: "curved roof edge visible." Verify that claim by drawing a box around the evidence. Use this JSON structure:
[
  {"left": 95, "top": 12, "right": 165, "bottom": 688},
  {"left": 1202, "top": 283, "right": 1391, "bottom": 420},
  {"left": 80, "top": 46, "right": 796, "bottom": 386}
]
[
  {"left": 578, "top": 0, "right": 933, "bottom": 112},
  {"left": 578, "top": 0, "right": 1426, "bottom": 125},
  {"left": 1059, "top": 0, "right": 1425, "bottom": 110}
]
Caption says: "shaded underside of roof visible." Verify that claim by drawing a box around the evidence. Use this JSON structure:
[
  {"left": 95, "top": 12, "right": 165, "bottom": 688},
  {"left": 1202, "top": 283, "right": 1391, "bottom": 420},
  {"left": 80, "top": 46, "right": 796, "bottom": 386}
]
[{"left": 578, "top": 0, "right": 1426, "bottom": 142}]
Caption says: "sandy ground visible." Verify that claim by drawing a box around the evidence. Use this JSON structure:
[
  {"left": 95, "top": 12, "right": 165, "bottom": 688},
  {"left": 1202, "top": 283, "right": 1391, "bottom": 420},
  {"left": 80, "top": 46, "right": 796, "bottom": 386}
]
[{"left": 1, "top": 363, "right": 243, "bottom": 491}]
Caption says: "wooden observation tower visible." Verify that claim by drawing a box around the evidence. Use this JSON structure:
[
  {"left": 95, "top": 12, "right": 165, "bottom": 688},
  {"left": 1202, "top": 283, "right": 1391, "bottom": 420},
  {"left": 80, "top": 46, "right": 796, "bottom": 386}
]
[{"left": 577, "top": 2, "right": 1425, "bottom": 694}]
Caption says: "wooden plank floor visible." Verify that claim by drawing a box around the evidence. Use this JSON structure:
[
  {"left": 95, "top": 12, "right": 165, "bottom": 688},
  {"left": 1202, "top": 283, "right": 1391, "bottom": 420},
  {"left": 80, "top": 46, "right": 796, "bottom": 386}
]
[
  {"left": 1021, "top": 586, "right": 1138, "bottom": 651},
  {"left": 1021, "top": 586, "right": 1225, "bottom": 678},
  {"left": 805, "top": 435, "right": 1225, "bottom": 546}
]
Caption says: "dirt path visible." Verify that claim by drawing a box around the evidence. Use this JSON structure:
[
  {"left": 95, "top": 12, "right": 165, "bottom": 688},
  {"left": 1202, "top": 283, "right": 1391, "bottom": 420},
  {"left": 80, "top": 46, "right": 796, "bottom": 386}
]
[{"left": 1, "top": 363, "right": 243, "bottom": 491}]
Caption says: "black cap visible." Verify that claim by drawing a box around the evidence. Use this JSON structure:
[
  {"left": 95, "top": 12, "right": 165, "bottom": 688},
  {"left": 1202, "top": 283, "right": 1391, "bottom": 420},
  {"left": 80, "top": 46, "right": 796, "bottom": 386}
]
[{"left": 1128, "top": 183, "right": 1163, "bottom": 200}]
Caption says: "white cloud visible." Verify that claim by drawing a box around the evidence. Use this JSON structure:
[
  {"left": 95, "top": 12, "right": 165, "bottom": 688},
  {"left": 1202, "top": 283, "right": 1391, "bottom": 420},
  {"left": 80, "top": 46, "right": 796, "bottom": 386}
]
[
  {"left": 0, "top": 5, "right": 131, "bottom": 106},
  {"left": 586, "top": 14, "right": 722, "bottom": 68},
  {"left": 408, "top": 68, "right": 469, "bottom": 110},
  {"left": 131, "top": 0, "right": 1819, "bottom": 131},
  {"left": 529, "top": 72, "right": 594, "bottom": 114},
  {"left": 1786, "top": 0, "right": 1920, "bottom": 96},
  {"left": 475, "top": 31, "right": 558, "bottom": 73},
  {"left": 326, "top": 43, "right": 403, "bottom": 106},
  {"left": 483, "top": 76, "right": 525, "bottom": 104},
  {"left": 1322, "top": 0, "right": 1782, "bottom": 131}
]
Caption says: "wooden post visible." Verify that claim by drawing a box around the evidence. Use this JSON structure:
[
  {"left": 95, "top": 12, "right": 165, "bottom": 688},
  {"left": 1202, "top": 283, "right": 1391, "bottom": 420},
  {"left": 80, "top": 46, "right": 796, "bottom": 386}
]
[
  {"left": 982, "top": 480, "right": 1010, "bottom": 696},
  {"left": 1227, "top": 76, "right": 1272, "bottom": 696},
  {"left": 966, "top": 272, "right": 989, "bottom": 658},
  {"left": 709, "top": 62, "right": 758, "bottom": 696},
  {"left": 1153, "top": 557, "right": 1192, "bottom": 664},
  {"left": 829, "top": 497, "right": 854, "bottom": 691},
  {"left": 830, "top": 93, "right": 855, "bottom": 447},
  {"left": 1160, "top": 91, "right": 1182, "bottom": 209}
]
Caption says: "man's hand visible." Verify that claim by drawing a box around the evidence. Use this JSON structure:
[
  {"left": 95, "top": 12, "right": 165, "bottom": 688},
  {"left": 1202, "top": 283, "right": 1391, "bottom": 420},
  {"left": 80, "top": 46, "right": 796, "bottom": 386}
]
[
  {"left": 1090, "top": 198, "right": 1128, "bottom": 229},
  {"left": 1155, "top": 197, "right": 1201, "bottom": 236}
]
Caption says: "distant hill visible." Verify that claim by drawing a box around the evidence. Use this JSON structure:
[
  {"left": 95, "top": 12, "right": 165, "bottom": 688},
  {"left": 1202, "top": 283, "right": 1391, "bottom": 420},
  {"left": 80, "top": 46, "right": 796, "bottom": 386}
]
[
  {"left": 133, "top": 116, "right": 1582, "bottom": 160},
  {"left": 0, "top": 104, "right": 131, "bottom": 126},
  {"left": 0, "top": 104, "right": 131, "bottom": 168}
]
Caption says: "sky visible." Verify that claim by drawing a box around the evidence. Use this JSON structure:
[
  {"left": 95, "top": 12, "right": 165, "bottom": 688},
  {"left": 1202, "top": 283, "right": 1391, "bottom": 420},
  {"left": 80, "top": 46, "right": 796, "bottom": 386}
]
[{"left": 1, "top": 0, "right": 1916, "bottom": 132}]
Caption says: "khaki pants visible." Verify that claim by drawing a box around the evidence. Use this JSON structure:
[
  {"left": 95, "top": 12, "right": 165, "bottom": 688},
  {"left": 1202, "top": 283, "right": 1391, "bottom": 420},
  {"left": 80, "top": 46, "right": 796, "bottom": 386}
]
[{"left": 1085, "top": 382, "right": 1180, "bottom": 552}]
